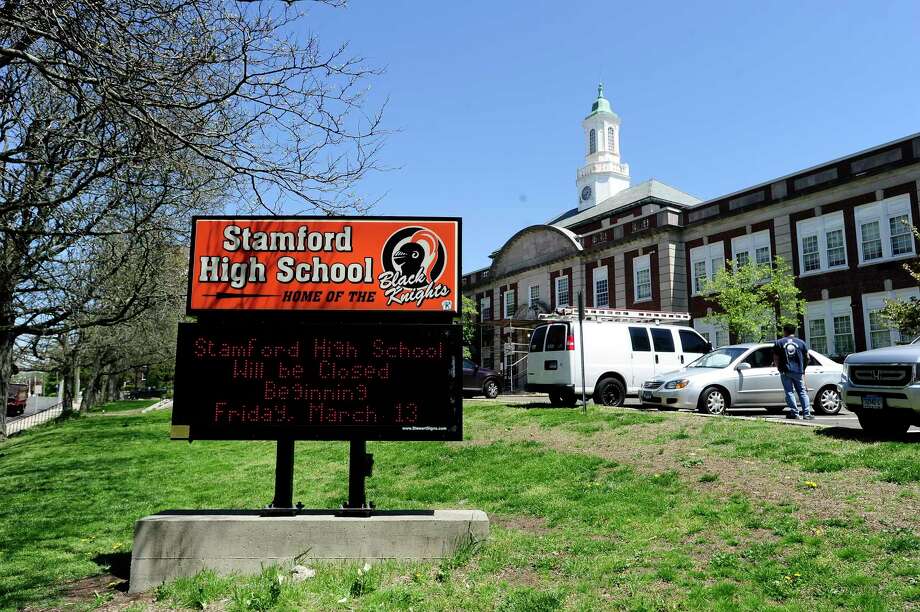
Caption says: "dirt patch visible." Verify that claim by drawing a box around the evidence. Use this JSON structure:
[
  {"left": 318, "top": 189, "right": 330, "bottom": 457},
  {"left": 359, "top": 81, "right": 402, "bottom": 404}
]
[
  {"left": 467, "top": 410, "right": 920, "bottom": 532},
  {"left": 25, "top": 573, "right": 158, "bottom": 612},
  {"left": 494, "top": 566, "right": 544, "bottom": 587},
  {"left": 491, "top": 514, "right": 555, "bottom": 535}
]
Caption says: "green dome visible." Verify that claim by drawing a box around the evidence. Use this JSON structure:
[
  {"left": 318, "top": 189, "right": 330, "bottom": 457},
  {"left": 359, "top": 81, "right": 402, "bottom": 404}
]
[{"left": 588, "top": 83, "right": 617, "bottom": 118}]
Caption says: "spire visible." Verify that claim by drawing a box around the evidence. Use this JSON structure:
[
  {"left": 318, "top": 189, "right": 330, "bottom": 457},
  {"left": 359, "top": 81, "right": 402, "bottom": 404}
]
[{"left": 588, "top": 83, "right": 614, "bottom": 117}]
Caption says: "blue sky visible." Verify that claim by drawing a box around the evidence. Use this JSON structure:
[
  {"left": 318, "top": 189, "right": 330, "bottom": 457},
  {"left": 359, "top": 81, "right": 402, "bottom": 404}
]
[{"left": 310, "top": 1, "right": 920, "bottom": 271}]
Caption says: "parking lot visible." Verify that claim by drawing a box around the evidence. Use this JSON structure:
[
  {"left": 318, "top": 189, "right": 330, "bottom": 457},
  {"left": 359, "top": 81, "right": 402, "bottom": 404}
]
[{"left": 469, "top": 394, "right": 920, "bottom": 432}]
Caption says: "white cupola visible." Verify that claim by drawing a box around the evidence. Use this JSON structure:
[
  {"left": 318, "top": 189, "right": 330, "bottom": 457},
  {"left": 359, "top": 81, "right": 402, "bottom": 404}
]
[{"left": 576, "top": 84, "right": 630, "bottom": 211}]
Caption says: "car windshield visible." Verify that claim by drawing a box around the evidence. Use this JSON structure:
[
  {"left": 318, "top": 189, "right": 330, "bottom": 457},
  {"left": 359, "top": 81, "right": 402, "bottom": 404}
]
[{"left": 688, "top": 347, "right": 747, "bottom": 368}]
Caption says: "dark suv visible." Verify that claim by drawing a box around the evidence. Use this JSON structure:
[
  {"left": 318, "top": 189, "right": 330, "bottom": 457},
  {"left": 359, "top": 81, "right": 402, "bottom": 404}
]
[{"left": 463, "top": 359, "right": 502, "bottom": 398}]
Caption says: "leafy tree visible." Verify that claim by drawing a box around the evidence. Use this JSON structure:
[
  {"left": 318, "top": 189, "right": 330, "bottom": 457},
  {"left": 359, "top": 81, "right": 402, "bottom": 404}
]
[
  {"left": 702, "top": 256, "right": 805, "bottom": 343},
  {"left": 0, "top": 1, "right": 385, "bottom": 437},
  {"left": 879, "top": 223, "right": 920, "bottom": 341},
  {"left": 460, "top": 295, "right": 478, "bottom": 360}
]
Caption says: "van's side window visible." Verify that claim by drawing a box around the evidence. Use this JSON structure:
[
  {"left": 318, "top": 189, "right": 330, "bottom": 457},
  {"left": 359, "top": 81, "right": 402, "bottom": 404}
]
[
  {"left": 545, "top": 324, "right": 567, "bottom": 351},
  {"left": 530, "top": 326, "right": 547, "bottom": 353},
  {"left": 629, "top": 327, "right": 651, "bottom": 352},
  {"left": 650, "top": 328, "right": 675, "bottom": 352},
  {"left": 678, "top": 329, "right": 709, "bottom": 354}
]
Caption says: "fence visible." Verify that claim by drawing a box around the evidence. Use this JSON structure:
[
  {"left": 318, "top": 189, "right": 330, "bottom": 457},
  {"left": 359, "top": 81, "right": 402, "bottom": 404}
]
[{"left": 7, "top": 399, "right": 64, "bottom": 437}]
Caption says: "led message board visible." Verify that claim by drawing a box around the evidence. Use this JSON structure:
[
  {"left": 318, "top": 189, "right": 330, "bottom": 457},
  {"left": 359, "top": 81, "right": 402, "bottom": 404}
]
[
  {"left": 187, "top": 216, "right": 460, "bottom": 315},
  {"left": 170, "top": 322, "right": 462, "bottom": 441}
]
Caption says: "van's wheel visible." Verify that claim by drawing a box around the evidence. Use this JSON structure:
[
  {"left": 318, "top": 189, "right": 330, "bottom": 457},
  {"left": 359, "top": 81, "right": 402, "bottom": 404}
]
[
  {"left": 548, "top": 390, "right": 564, "bottom": 407},
  {"left": 698, "top": 386, "right": 728, "bottom": 415},
  {"left": 558, "top": 388, "right": 578, "bottom": 407},
  {"left": 594, "top": 378, "right": 626, "bottom": 407},
  {"left": 857, "top": 411, "right": 910, "bottom": 438},
  {"left": 482, "top": 378, "right": 500, "bottom": 399},
  {"left": 814, "top": 386, "right": 842, "bottom": 415}
]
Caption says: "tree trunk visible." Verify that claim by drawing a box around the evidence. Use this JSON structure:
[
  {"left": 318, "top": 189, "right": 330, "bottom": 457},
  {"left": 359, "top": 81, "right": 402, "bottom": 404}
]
[
  {"left": 80, "top": 361, "right": 103, "bottom": 413},
  {"left": 0, "top": 333, "right": 13, "bottom": 441}
]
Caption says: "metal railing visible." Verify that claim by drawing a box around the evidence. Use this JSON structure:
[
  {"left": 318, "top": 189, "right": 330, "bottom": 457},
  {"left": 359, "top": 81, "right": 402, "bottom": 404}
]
[{"left": 7, "top": 400, "right": 64, "bottom": 437}]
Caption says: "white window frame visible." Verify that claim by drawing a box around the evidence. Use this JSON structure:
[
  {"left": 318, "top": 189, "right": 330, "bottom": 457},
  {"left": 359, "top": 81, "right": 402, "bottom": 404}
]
[
  {"left": 855, "top": 195, "right": 915, "bottom": 265},
  {"left": 633, "top": 254, "right": 652, "bottom": 303},
  {"left": 528, "top": 284, "right": 540, "bottom": 308},
  {"left": 796, "top": 211, "right": 848, "bottom": 276},
  {"left": 555, "top": 275, "right": 570, "bottom": 308},
  {"left": 479, "top": 296, "right": 491, "bottom": 321},
  {"left": 503, "top": 289, "right": 516, "bottom": 319},
  {"left": 693, "top": 318, "right": 728, "bottom": 349},
  {"left": 731, "top": 230, "right": 771, "bottom": 267},
  {"left": 804, "top": 297, "right": 855, "bottom": 357},
  {"left": 689, "top": 241, "right": 724, "bottom": 296},
  {"left": 593, "top": 266, "right": 609, "bottom": 308},
  {"left": 862, "top": 287, "right": 920, "bottom": 349}
]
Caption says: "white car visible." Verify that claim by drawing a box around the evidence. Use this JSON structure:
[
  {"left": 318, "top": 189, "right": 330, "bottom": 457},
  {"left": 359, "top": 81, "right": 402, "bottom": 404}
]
[
  {"left": 526, "top": 317, "right": 711, "bottom": 407},
  {"left": 640, "top": 343, "right": 844, "bottom": 415}
]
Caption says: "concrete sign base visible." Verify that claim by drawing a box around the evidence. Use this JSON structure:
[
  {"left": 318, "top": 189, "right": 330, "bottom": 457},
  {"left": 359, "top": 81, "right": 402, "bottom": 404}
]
[{"left": 128, "top": 510, "right": 489, "bottom": 593}]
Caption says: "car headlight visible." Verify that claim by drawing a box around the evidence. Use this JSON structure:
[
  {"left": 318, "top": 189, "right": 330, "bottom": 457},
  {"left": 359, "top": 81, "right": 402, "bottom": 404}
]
[{"left": 665, "top": 379, "right": 690, "bottom": 389}]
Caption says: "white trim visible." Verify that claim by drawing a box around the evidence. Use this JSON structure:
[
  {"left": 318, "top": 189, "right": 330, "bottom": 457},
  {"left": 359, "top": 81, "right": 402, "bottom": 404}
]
[
  {"left": 804, "top": 297, "right": 855, "bottom": 357},
  {"left": 633, "top": 254, "right": 652, "bottom": 302},
  {"left": 554, "top": 275, "right": 570, "bottom": 308},
  {"left": 731, "top": 230, "right": 771, "bottom": 266},
  {"left": 689, "top": 241, "right": 724, "bottom": 296},
  {"left": 503, "top": 289, "right": 516, "bottom": 319},
  {"left": 693, "top": 318, "right": 728, "bottom": 348},
  {"left": 528, "top": 284, "right": 540, "bottom": 308},
  {"left": 593, "top": 266, "right": 609, "bottom": 308},
  {"left": 796, "top": 210, "right": 848, "bottom": 274},
  {"left": 855, "top": 194, "right": 914, "bottom": 265}
]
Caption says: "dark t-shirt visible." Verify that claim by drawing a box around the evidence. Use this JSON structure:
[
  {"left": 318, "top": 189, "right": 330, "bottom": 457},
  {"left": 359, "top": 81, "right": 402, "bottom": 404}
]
[{"left": 773, "top": 336, "right": 808, "bottom": 375}]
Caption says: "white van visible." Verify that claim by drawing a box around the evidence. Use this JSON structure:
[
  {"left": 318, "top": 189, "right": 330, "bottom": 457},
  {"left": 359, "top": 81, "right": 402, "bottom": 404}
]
[{"left": 524, "top": 310, "right": 711, "bottom": 407}]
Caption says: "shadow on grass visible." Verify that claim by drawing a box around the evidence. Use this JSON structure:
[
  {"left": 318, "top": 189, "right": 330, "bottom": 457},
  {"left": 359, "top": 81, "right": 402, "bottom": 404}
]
[
  {"left": 93, "top": 552, "right": 131, "bottom": 585},
  {"left": 816, "top": 426, "right": 920, "bottom": 443}
]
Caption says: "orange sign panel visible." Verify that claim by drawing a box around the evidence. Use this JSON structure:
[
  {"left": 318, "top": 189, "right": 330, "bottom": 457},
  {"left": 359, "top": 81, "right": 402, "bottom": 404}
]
[{"left": 187, "top": 217, "right": 460, "bottom": 314}]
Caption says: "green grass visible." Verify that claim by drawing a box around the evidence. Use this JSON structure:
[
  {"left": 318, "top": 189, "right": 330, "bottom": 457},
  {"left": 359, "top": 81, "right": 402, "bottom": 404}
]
[
  {"left": 87, "top": 399, "right": 159, "bottom": 413},
  {"left": 0, "top": 404, "right": 917, "bottom": 610}
]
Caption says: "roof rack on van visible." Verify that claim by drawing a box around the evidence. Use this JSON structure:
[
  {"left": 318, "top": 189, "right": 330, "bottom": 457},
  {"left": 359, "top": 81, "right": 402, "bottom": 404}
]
[{"left": 538, "top": 307, "right": 692, "bottom": 323}]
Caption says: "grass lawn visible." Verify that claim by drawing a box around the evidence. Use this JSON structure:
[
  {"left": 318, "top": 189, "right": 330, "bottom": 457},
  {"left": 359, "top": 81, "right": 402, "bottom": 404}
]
[
  {"left": 0, "top": 402, "right": 917, "bottom": 610},
  {"left": 87, "top": 400, "right": 160, "bottom": 414}
]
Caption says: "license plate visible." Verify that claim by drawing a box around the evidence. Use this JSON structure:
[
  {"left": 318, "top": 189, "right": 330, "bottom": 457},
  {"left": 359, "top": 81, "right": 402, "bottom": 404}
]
[
  {"left": 862, "top": 395, "right": 883, "bottom": 410},
  {"left": 641, "top": 391, "right": 653, "bottom": 400}
]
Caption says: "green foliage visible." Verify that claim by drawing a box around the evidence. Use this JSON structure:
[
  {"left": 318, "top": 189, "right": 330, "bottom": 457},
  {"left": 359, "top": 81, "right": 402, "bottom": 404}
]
[
  {"left": 460, "top": 295, "right": 479, "bottom": 359},
  {"left": 702, "top": 256, "right": 805, "bottom": 342},
  {"left": 879, "top": 222, "right": 920, "bottom": 340}
]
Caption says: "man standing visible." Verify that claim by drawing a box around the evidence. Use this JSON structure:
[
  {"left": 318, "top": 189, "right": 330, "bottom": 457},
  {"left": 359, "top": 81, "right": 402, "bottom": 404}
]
[{"left": 773, "top": 323, "right": 813, "bottom": 420}]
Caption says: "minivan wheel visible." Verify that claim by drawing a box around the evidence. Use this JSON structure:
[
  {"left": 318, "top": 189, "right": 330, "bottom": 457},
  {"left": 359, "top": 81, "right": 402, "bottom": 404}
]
[
  {"left": 558, "top": 388, "right": 578, "bottom": 407},
  {"left": 814, "top": 386, "right": 842, "bottom": 415},
  {"left": 548, "top": 390, "right": 563, "bottom": 407},
  {"left": 594, "top": 378, "right": 626, "bottom": 407},
  {"left": 483, "top": 378, "right": 500, "bottom": 399},
  {"left": 699, "top": 387, "right": 728, "bottom": 415}
]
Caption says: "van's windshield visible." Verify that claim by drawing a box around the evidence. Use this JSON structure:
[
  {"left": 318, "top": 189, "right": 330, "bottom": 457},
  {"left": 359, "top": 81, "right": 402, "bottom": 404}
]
[{"left": 688, "top": 347, "right": 747, "bottom": 368}]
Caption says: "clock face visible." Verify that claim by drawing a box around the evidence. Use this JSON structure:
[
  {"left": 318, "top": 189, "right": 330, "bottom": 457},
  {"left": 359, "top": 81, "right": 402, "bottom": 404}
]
[{"left": 581, "top": 186, "right": 592, "bottom": 201}]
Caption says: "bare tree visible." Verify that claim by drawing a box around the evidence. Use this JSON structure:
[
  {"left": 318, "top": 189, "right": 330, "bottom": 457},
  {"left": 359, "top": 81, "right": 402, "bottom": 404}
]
[{"left": 0, "top": 0, "right": 385, "bottom": 437}]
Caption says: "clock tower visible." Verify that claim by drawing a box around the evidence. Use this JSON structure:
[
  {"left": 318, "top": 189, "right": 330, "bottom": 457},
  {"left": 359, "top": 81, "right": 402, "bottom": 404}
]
[{"left": 576, "top": 84, "right": 630, "bottom": 211}]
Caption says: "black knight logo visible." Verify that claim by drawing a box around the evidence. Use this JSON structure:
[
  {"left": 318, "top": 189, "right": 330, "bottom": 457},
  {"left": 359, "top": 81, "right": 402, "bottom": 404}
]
[{"left": 378, "top": 227, "right": 451, "bottom": 307}]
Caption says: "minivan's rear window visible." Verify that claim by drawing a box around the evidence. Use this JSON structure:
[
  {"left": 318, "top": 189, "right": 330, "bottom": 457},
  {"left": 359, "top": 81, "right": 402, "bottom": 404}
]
[
  {"left": 530, "top": 326, "right": 547, "bottom": 352},
  {"left": 545, "top": 324, "right": 568, "bottom": 351},
  {"left": 651, "top": 328, "right": 675, "bottom": 352},
  {"left": 628, "top": 327, "right": 651, "bottom": 352}
]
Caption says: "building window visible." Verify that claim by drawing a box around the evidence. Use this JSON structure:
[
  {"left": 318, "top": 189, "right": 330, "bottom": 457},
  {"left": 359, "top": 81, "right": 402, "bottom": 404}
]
[
  {"left": 594, "top": 266, "right": 609, "bottom": 307},
  {"left": 855, "top": 195, "right": 915, "bottom": 264},
  {"left": 694, "top": 319, "right": 728, "bottom": 348},
  {"left": 528, "top": 284, "right": 540, "bottom": 308},
  {"left": 796, "top": 211, "right": 848, "bottom": 274},
  {"left": 862, "top": 288, "right": 920, "bottom": 349},
  {"left": 808, "top": 319, "right": 827, "bottom": 354},
  {"left": 607, "top": 127, "right": 615, "bottom": 152},
  {"left": 503, "top": 289, "right": 516, "bottom": 319},
  {"left": 633, "top": 254, "right": 652, "bottom": 302},
  {"left": 479, "top": 296, "right": 491, "bottom": 321},
  {"left": 805, "top": 297, "right": 855, "bottom": 358},
  {"left": 732, "top": 230, "right": 771, "bottom": 268},
  {"left": 589, "top": 129, "right": 596, "bottom": 154},
  {"left": 689, "top": 241, "right": 724, "bottom": 295},
  {"left": 555, "top": 276, "right": 570, "bottom": 308}
]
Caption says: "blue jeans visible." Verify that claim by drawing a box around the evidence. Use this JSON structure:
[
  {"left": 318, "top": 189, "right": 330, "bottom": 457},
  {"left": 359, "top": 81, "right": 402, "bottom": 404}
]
[{"left": 780, "top": 372, "right": 810, "bottom": 416}]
